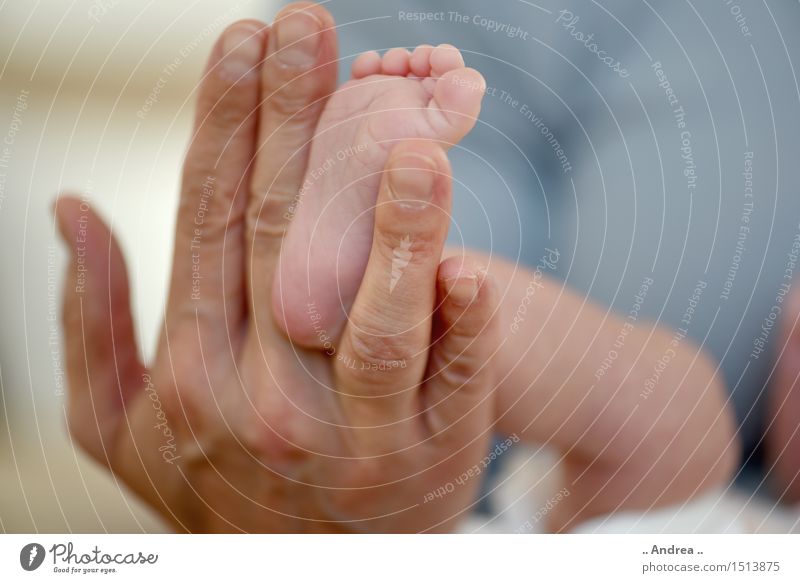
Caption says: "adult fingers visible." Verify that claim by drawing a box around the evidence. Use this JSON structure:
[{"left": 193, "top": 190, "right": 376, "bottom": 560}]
[
  {"left": 246, "top": 2, "right": 338, "bottom": 311},
  {"left": 55, "top": 197, "right": 147, "bottom": 466},
  {"left": 423, "top": 255, "right": 499, "bottom": 435},
  {"left": 334, "top": 141, "right": 452, "bottom": 425},
  {"left": 768, "top": 282, "right": 800, "bottom": 501},
  {"left": 167, "top": 20, "right": 266, "bottom": 353}
]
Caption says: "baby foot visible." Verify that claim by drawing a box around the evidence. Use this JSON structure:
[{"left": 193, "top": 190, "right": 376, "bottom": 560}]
[{"left": 273, "top": 44, "right": 486, "bottom": 346}]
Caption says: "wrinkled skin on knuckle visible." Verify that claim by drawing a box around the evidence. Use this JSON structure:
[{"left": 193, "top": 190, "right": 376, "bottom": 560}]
[
  {"left": 346, "top": 322, "right": 418, "bottom": 370},
  {"left": 374, "top": 225, "right": 441, "bottom": 265},
  {"left": 196, "top": 94, "right": 253, "bottom": 134},
  {"left": 431, "top": 352, "right": 480, "bottom": 392},
  {"left": 265, "top": 74, "right": 321, "bottom": 120},
  {"left": 245, "top": 183, "right": 298, "bottom": 238}
]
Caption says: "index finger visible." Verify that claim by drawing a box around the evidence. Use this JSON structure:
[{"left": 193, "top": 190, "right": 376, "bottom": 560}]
[{"left": 335, "top": 141, "right": 453, "bottom": 423}]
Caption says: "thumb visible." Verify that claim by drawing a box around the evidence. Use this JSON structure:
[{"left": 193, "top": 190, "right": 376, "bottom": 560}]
[
  {"left": 55, "top": 196, "right": 146, "bottom": 466},
  {"left": 423, "top": 255, "right": 500, "bottom": 436}
]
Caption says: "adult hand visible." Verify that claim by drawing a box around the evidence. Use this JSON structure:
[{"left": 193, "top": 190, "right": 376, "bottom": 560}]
[
  {"left": 768, "top": 283, "right": 800, "bottom": 502},
  {"left": 56, "top": 3, "right": 499, "bottom": 532}
]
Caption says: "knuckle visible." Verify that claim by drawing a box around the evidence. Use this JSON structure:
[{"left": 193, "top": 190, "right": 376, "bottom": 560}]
[
  {"left": 266, "top": 90, "right": 310, "bottom": 119},
  {"left": 245, "top": 183, "right": 299, "bottom": 241},
  {"left": 430, "top": 347, "right": 481, "bottom": 390},
  {"left": 239, "top": 412, "right": 306, "bottom": 464},
  {"left": 153, "top": 335, "right": 215, "bottom": 421},
  {"left": 263, "top": 75, "right": 322, "bottom": 120},
  {"left": 237, "top": 391, "right": 315, "bottom": 465},
  {"left": 195, "top": 87, "right": 255, "bottom": 135},
  {"left": 178, "top": 170, "right": 240, "bottom": 234},
  {"left": 373, "top": 227, "right": 440, "bottom": 267},
  {"left": 346, "top": 323, "right": 417, "bottom": 369}
]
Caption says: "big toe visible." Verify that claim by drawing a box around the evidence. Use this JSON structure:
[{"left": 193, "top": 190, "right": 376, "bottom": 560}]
[
  {"left": 430, "top": 43, "right": 465, "bottom": 77},
  {"left": 430, "top": 66, "right": 486, "bottom": 141}
]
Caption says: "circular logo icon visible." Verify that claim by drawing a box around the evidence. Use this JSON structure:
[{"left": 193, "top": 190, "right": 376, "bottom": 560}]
[{"left": 20, "top": 543, "right": 46, "bottom": 571}]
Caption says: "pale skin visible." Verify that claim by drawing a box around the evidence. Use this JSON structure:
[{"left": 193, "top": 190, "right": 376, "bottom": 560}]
[{"left": 55, "top": 2, "right": 757, "bottom": 532}]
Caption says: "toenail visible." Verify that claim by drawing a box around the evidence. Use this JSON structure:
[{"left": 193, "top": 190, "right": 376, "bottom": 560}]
[
  {"left": 388, "top": 153, "right": 436, "bottom": 209},
  {"left": 275, "top": 10, "right": 322, "bottom": 67},
  {"left": 221, "top": 24, "right": 263, "bottom": 80}
]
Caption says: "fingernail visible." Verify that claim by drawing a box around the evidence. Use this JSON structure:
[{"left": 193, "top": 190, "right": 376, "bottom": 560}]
[
  {"left": 444, "top": 269, "right": 479, "bottom": 306},
  {"left": 275, "top": 10, "right": 322, "bottom": 67},
  {"left": 221, "top": 24, "right": 263, "bottom": 80},
  {"left": 388, "top": 153, "right": 436, "bottom": 209}
]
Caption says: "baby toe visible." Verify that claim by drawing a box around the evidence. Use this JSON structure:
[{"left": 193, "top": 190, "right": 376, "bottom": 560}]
[
  {"left": 381, "top": 47, "right": 412, "bottom": 76},
  {"left": 352, "top": 51, "right": 382, "bottom": 79},
  {"left": 409, "top": 44, "right": 434, "bottom": 77},
  {"left": 430, "top": 44, "right": 465, "bottom": 78},
  {"left": 429, "top": 67, "right": 485, "bottom": 141}
]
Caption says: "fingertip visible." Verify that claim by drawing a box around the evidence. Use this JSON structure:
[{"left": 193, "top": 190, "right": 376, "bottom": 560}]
[
  {"left": 438, "top": 256, "right": 493, "bottom": 310},
  {"left": 387, "top": 151, "right": 437, "bottom": 209},
  {"left": 258, "top": 0, "right": 338, "bottom": 123},
  {"left": 269, "top": 2, "right": 335, "bottom": 69},
  {"left": 277, "top": 1, "right": 335, "bottom": 28},
  {"left": 54, "top": 195, "right": 84, "bottom": 246},
  {"left": 384, "top": 141, "right": 451, "bottom": 209},
  {"left": 215, "top": 19, "right": 268, "bottom": 82}
]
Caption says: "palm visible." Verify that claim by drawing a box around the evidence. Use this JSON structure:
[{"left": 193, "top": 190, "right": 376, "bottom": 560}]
[{"left": 59, "top": 6, "right": 498, "bottom": 533}]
